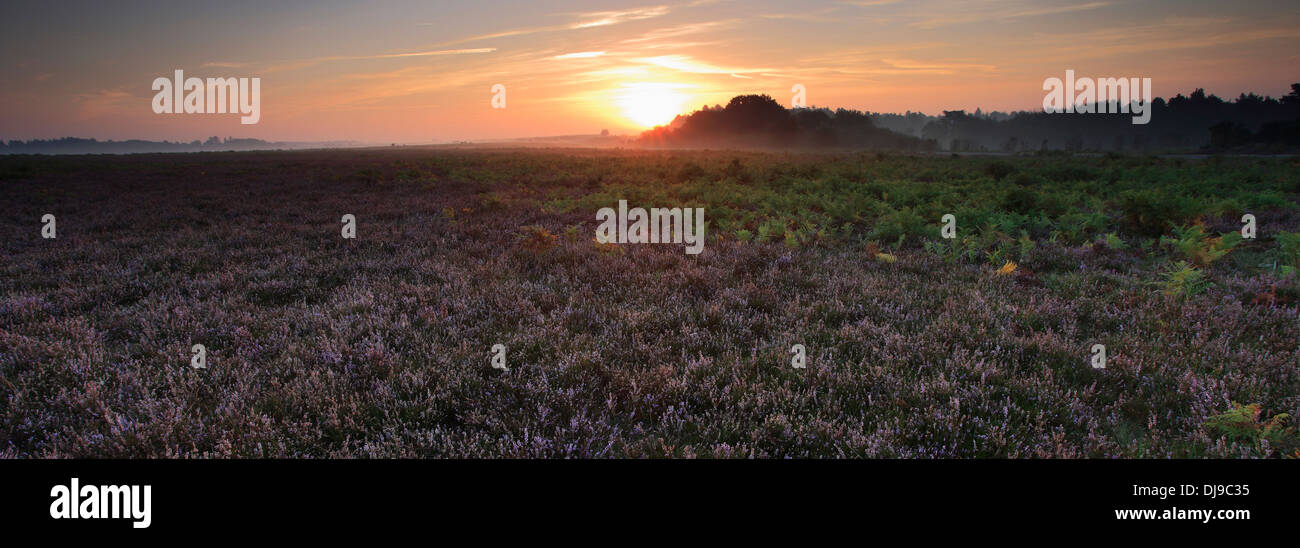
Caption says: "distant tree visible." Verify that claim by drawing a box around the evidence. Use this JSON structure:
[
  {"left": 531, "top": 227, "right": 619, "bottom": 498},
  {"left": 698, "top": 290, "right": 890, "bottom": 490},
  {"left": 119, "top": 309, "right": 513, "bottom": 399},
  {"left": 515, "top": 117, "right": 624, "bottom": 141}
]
[
  {"left": 1282, "top": 83, "right": 1300, "bottom": 106},
  {"left": 638, "top": 93, "right": 933, "bottom": 150}
]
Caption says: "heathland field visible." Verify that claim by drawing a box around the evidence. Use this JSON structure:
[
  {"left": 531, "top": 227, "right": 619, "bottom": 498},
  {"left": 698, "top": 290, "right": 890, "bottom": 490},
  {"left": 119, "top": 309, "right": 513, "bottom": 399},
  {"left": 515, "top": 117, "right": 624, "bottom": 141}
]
[{"left": 1, "top": 148, "right": 1297, "bottom": 458}]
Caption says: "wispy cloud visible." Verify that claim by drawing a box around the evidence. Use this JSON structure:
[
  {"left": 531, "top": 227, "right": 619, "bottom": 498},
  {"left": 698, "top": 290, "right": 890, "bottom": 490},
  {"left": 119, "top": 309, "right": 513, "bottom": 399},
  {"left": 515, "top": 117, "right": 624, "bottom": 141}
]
[
  {"left": 634, "top": 54, "right": 771, "bottom": 75},
  {"left": 554, "top": 51, "right": 607, "bottom": 59},
  {"left": 570, "top": 6, "right": 670, "bottom": 29},
  {"left": 344, "top": 48, "right": 497, "bottom": 60},
  {"left": 881, "top": 58, "right": 997, "bottom": 73},
  {"left": 622, "top": 19, "right": 736, "bottom": 43},
  {"left": 909, "top": 1, "right": 1112, "bottom": 29},
  {"left": 72, "top": 88, "right": 134, "bottom": 119},
  {"left": 263, "top": 48, "right": 496, "bottom": 73},
  {"left": 442, "top": 5, "right": 673, "bottom": 45},
  {"left": 1021, "top": 25, "right": 1300, "bottom": 59},
  {"left": 758, "top": 12, "right": 843, "bottom": 23}
]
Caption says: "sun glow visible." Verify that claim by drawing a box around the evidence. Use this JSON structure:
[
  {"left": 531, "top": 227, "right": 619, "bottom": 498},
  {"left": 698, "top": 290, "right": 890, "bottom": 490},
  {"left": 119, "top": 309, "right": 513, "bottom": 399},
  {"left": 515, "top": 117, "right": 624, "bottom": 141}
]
[{"left": 615, "top": 83, "right": 689, "bottom": 128}]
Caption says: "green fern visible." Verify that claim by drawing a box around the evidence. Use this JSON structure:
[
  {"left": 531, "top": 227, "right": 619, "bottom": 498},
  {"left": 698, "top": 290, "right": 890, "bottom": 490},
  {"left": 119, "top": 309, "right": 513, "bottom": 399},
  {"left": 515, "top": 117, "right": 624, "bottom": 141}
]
[
  {"left": 1205, "top": 402, "right": 1295, "bottom": 451},
  {"left": 1161, "top": 224, "right": 1241, "bottom": 265},
  {"left": 1156, "top": 260, "right": 1210, "bottom": 298}
]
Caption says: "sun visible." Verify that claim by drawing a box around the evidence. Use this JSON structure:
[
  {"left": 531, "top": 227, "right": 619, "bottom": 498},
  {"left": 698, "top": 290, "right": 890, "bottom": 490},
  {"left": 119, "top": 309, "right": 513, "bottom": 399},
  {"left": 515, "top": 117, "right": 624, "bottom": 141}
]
[{"left": 615, "top": 83, "right": 689, "bottom": 128}]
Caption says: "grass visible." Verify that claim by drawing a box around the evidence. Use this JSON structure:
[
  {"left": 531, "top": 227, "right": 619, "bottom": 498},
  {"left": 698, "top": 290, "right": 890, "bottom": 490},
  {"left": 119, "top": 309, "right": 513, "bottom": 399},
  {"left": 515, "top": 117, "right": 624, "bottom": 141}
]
[{"left": 0, "top": 147, "right": 1297, "bottom": 458}]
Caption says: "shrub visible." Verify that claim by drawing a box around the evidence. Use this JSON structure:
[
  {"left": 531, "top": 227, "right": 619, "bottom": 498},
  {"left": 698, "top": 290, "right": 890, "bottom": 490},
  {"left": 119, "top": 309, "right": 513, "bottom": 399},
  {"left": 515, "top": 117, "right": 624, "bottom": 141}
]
[
  {"left": 1001, "top": 188, "right": 1038, "bottom": 215},
  {"left": 984, "top": 160, "right": 1016, "bottom": 181},
  {"left": 1009, "top": 172, "right": 1038, "bottom": 187},
  {"left": 1118, "top": 189, "right": 1200, "bottom": 236},
  {"left": 756, "top": 219, "right": 784, "bottom": 242},
  {"left": 480, "top": 192, "right": 507, "bottom": 211},
  {"left": 1205, "top": 403, "right": 1295, "bottom": 453},
  {"left": 1161, "top": 224, "right": 1241, "bottom": 265},
  {"left": 1277, "top": 231, "right": 1300, "bottom": 267},
  {"left": 1103, "top": 232, "right": 1127, "bottom": 250},
  {"left": 1057, "top": 211, "right": 1109, "bottom": 243},
  {"left": 869, "top": 207, "right": 933, "bottom": 246},
  {"left": 723, "top": 157, "right": 750, "bottom": 183},
  {"left": 517, "top": 225, "right": 557, "bottom": 252},
  {"left": 1156, "top": 260, "right": 1210, "bottom": 298},
  {"left": 677, "top": 161, "right": 708, "bottom": 182},
  {"left": 1262, "top": 231, "right": 1300, "bottom": 277},
  {"left": 1044, "top": 164, "right": 1097, "bottom": 182}
]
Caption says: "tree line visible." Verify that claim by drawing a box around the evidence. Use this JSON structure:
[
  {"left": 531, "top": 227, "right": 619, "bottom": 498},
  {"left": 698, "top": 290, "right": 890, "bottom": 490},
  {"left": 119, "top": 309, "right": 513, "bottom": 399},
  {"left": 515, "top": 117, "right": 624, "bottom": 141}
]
[{"left": 640, "top": 83, "right": 1300, "bottom": 153}]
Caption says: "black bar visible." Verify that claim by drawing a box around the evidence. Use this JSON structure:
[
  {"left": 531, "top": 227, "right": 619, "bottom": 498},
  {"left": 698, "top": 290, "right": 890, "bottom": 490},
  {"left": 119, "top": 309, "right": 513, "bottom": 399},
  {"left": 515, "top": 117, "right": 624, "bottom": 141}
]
[{"left": 3, "top": 459, "right": 1287, "bottom": 536}]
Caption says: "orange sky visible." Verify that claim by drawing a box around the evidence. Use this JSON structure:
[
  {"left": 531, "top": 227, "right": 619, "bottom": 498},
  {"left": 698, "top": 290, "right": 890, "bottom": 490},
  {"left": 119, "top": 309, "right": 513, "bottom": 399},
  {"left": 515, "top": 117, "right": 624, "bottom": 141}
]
[{"left": 2, "top": 0, "right": 1298, "bottom": 143}]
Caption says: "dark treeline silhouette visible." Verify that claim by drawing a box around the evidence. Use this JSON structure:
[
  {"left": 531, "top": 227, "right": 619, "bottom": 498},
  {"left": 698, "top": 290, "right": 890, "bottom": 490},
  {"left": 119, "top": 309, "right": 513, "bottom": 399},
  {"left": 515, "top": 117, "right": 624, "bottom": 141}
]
[
  {"left": 0, "top": 136, "right": 301, "bottom": 155},
  {"left": 640, "top": 94, "right": 938, "bottom": 151},
  {"left": 641, "top": 84, "right": 1300, "bottom": 153},
  {"left": 917, "top": 84, "right": 1300, "bottom": 153}
]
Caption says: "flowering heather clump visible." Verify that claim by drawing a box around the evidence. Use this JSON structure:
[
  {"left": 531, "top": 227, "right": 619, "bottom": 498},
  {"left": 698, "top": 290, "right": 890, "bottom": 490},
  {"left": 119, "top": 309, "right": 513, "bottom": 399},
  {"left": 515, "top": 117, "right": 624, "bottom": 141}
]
[
  {"left": 517, "top": 225, "right": 558, "bottom": 252},
  {"left": 0, "top": 148, "right": 1297, "bottom": 458}
]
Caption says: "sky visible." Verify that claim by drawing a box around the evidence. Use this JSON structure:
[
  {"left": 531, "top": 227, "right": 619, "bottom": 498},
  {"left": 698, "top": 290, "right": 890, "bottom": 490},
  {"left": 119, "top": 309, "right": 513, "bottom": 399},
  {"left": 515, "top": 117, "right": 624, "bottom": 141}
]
[{"left": 1, "top": 0, "right": 1297, "bottom": 143}]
